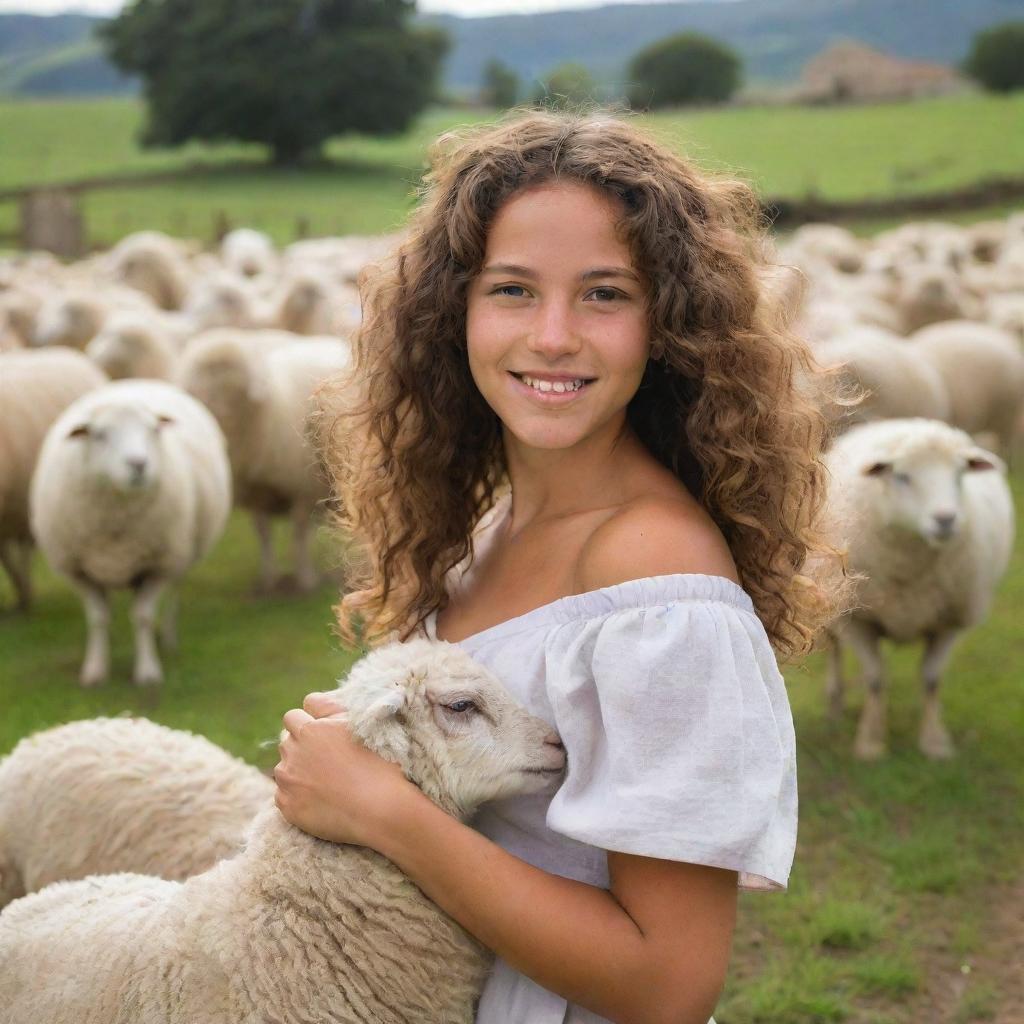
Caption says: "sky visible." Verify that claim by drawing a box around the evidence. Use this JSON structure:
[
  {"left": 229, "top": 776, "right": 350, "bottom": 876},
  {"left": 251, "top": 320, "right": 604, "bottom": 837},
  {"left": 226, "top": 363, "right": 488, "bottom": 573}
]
[{"left": 0, "top": 0, "right": 693, "bottom": 16}]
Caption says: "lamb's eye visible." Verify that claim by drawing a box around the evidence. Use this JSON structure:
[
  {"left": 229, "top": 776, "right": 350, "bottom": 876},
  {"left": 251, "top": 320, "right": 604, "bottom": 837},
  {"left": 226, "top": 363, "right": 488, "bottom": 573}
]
[
  {"left": 445, "top": 699, "right": 477, "bottom": 714},
  {"left": 894, "top": 472, "right": 912, "bottom": 485}
]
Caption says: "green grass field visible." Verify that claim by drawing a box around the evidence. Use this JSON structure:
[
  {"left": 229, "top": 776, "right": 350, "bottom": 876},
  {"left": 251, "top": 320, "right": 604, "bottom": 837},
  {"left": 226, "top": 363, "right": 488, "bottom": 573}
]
[
  {"left": 2, "top": 93, "right": 1024, "bottom": 246},
  {"left": 1, "top": 472, "right": 1022, "bottom": 1023}
]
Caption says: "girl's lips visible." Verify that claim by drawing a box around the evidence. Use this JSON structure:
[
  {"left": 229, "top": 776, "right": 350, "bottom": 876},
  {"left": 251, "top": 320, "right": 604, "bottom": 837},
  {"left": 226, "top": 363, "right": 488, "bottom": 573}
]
[{"left": 507, "top": 371, "right": 593, "bottom": 405}]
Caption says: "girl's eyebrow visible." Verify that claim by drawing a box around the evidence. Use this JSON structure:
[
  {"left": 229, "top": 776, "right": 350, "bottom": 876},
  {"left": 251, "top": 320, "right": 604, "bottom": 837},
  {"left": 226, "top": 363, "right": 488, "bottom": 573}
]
[{"left": 481, "top": 263, "right": 640, "bottom": 282}]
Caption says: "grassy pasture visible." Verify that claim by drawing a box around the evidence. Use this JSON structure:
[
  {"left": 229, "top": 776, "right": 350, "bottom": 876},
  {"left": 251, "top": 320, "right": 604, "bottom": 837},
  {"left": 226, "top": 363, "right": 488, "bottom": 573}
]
[
  {"left": 2, "top": 92, "right": 1024, "bottom": 246},
  {"left": 1, "top": 472, "right": 1022, "bottom": 1024}
]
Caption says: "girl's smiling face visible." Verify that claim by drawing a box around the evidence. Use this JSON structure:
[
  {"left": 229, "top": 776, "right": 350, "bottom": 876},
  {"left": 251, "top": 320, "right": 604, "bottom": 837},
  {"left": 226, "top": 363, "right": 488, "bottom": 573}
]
[{"left": 465, "top": 181, "right": 651, "bottom": 454}]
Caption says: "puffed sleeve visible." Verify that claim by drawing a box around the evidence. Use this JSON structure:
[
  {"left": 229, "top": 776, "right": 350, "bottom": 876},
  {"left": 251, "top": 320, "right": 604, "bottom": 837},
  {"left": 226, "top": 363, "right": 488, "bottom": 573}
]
[{"left": 543, "top": 582, "right": 797, "bottom": 891}]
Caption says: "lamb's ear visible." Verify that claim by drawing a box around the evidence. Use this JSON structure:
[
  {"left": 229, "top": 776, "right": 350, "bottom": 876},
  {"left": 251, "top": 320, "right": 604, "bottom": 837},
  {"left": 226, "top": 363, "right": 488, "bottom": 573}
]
[
  {"left": 66, "top": 423, "right": 90, "bottom": 440},
  {"left": 863, "top": 461, "right": 892, "bottom": 477},
  {"left": 364, "top": 684, "right": 408, "bottom": 721},
  {"left": 965, "top": 450, "right": 1003, "bottom": 473}
]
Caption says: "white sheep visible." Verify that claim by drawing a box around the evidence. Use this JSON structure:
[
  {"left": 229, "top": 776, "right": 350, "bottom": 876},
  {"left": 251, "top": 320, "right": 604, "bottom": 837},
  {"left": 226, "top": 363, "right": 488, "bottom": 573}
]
[
  {"left": 178, "top": 330, "right": 351, "bottom": 592},
  {"left": 0, "top": 348, "right": 107, "bottom": 610},
  {"left": 29, "top": 380, "right": 232, "bottom": 685},
  {"left": 0, "top": 638, "right": 566, "bottom": 1024},
  {"left": 894, "top": 264, "right": 980, "bottom": 334},
  {"left": 0, "top": 717, "right": 272, "bottom": 909},
  {"left": 106, "top": 231, "right": 192, "bottom": 311},
  {"left": 824, "top": 419, "right": 1014, "bottom": 759},
  {"left": 985, "top": 293, "right": 1024, "bottom": 345},
  {"left": 910, "top": 320, "right": 1024, "bottom": 455},
  {"left": 814, "top": 326, "right": 950, "bottom": 432},
  {"left": 221, "top": 227, "right": 278, "bottom": 280},
  {"left": 85, "top": 311, "right": 181, "bottom": 381}
]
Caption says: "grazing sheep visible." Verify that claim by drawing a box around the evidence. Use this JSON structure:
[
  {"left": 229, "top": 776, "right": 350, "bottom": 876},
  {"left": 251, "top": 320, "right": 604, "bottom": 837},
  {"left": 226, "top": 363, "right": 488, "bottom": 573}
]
[
  {"left": 85, "top": 311, "right": 181, "bottom": 381},
  {"left": 894, "top": 264, "right": 980, "bottom": 334},
  {"left": 814, "top": 327, "right": 950, "bottom": 433},
  {"left": 788, "top": 223, "right": 865, "bottom": 274},
  {"left": 0, "top": 348, "right": 107, "bottom": 610},
  {"left": 106, "top": 231, "right": 191, "bottom": 311},
  {"left": 0, "top": 717, "right": 272, "bottom": 909},
  {"left": 824, "top": 419, "right": 1014, "bottom": 759},
  {"left": 268, "top": 268, "right": 340, "bottom": 336},
  {"left": 985, "top": 293, "right": 1024, "bottom": 345},
  {"left": 910, "top": 320, "right": 1024, "bottom": 455},
  {"left": 31, "top": 290, "right": 112, "bottom": 349},
  {"left": 29, "top": 380, "right": 232, "bottom": 685},
  {"left": 221, "top": 228, "right": 277, "bottom": 280},
  {"left": 179, "top": 331, "right": 351, "bottom": 592},
  {"left": 181, "top": 271, "right": 259, "bottom": 330},
  {"left": 0, "top": 639, "right": 566, "bottom": 1024}
]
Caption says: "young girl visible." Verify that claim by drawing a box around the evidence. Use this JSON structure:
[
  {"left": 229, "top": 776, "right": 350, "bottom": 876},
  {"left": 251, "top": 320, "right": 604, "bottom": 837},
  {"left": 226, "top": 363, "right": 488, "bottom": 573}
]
[{"left": 274, "top": 111, "right": 839, "bottom": 1024}]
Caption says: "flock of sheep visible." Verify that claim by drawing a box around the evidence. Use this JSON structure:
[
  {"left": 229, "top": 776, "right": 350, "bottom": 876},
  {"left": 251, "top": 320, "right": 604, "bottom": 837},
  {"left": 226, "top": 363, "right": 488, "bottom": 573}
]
[{"left": 0, "top": 211, "right": 1022, "bottom": 1020}]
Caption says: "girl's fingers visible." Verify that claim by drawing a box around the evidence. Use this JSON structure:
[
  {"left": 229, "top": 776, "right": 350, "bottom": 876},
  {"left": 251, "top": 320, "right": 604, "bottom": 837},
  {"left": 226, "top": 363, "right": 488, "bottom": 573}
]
[
  {"left": 303, "top": 691, "right": 346, "bottom": 718},
  {"left": 282, "top": 708, "right": 314, "bottom": 737}
]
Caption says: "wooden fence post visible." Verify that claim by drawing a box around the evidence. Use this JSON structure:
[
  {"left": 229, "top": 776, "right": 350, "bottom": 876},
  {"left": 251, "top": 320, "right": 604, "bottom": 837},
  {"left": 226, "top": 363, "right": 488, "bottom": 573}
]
[{"left": 18, "top": 189, "right": 85, "bottom": 259}]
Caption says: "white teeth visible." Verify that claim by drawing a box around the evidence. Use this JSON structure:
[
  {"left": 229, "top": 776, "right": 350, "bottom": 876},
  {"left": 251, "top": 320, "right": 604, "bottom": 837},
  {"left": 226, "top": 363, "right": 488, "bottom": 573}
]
[{"left": 520, "top": 375, "right": 586, "bottom": 394}]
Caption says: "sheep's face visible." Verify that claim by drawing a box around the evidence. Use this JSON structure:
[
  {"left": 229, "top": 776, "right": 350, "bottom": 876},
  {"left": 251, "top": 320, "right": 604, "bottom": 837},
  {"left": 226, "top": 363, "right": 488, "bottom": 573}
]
[
  {"left": 184, "top": 349, "right": 261, "bottom": 420},
  {"left": 862, "top": 446, "right": 999, "bottom": 546},
  {"left": 335, "top": 639, "right": 566, "bottom": 820},
  {"left": 185, "top": 279, "right": 252, "bottom": 329},
  {"left": 86, "top": 324, "right": 148, "bottom": 379},
  {"left": 33, "top": 297, "right": 101, "bottom": 348},
  {"left": 66, "top": 404, "right": 172, "bottom": 493}
]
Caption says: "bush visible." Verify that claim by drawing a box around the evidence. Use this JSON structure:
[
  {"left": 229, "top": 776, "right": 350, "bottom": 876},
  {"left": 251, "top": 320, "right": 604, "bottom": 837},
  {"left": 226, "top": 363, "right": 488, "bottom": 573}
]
[
  {"left": 481, "top": 59, "right": 519, "bottom": 109},
  {"left": 964, "top": 21, "right": 1024, "bottom": 94},
  {"left": 531, "top": 62, "right": 598, "bottom": 109},
  {"left": 627, "top": 32, "right": 740, "bottom": 109}
]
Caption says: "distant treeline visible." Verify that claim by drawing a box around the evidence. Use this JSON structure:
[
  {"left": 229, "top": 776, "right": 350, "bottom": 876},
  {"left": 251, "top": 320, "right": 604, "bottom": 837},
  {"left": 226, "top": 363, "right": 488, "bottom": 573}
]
[{"left": 2, "top": 0, "right": 1023, "bottom": 98}]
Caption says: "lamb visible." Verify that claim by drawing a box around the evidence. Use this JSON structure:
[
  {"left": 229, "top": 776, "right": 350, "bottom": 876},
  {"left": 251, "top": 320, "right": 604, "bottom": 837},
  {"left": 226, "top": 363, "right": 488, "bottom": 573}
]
[
  {"left": 29, "top": 380, "right": 232, "bottom": 685},
  {"left": 909, "top": 320, "right": 1024, "bottom": 455},
  {"left": 894, "top": 264, "right": 980, "bottom": 334},
  {"left": 178, "top": 331, "right": 351, "bottom": 592},
  {"left": 0, "top": 717, "right": 273, "bottom": 909},
  {"left": 106, "top": 231, "right": 192, "bottom": 311},
  {"left": 813, "top": 327, "right": 950, "bottom": 433},
  {"left": 221, "top": 227, "right": 277, "bottom": 280},
  {"left": 0, "top": 348, "right": 107, "bottom": 610},
  {"left": 31, "top": 290, "right": 112, "bottom": 349},
  {"left": 85, "top": 311, "right": 181, "bottom": 380},
  {"left": 823, "top": 419, "right": 1014, "bottom": 760},
  {"left": 0, "top": 638, "right": 566, "bottom": 1024},
  {"left": 985, "top": 293, "right": 1024, "bottom": 345}
]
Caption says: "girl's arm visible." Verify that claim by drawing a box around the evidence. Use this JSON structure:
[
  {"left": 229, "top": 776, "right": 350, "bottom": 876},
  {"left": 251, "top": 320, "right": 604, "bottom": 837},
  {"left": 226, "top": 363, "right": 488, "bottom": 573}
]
[{"left": 275, "top": 704, "right": 737, "bottom": 1024}]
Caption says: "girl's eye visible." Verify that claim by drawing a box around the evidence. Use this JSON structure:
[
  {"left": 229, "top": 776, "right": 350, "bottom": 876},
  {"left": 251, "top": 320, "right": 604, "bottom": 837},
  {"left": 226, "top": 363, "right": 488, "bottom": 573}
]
[
  {"left": 492, "top": 284, "right": 527, "bottom": 298},
  {"left": 445, "top": 699, "right": 477, "bottom": 714},
  {"left": 587, "top": 287, "right": 625, "bottom": 302}
]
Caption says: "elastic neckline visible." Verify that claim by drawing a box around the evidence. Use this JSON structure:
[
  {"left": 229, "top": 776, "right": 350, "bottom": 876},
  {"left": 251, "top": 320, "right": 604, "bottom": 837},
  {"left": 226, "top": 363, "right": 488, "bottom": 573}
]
[{"left": 428, "top": 572, "right": 756, "bottom": 648}]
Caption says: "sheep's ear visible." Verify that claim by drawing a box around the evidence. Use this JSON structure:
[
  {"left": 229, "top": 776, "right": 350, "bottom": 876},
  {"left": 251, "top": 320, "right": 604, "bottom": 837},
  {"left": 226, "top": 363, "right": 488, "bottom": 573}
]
[
  {"left": 863, "top": 461, "right": 892, "bottom": 477},
  {"left": 966, "top": 450, "right": 1003, "bottom": 473},
  {"left": 365, "top": 685, "right": 408, "bottom": 721},
  {"left": 156, "top": 414, "right": 175, "bottom": 430},
  {"left": 66, "top": 423, "right": 90, "bottom": 440}
]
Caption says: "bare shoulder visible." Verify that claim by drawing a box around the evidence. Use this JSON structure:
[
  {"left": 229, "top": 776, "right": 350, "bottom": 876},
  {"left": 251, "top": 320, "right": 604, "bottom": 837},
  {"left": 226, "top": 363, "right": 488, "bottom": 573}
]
[{"left": 576, "top": 494, "right": 740, "bottom": 593}]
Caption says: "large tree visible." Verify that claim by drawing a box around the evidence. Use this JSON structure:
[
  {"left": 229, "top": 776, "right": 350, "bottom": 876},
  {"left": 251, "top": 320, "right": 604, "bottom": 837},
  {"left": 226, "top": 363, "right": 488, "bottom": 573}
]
[
  {"left": 964, "top": 21, "right": 1024, "bottom": 94},
  {"left": 100, "top": 0, "right": 448, "bottom": 165},
  {"left": 627, "top": 32, "right": 740, "bottom": 109}
]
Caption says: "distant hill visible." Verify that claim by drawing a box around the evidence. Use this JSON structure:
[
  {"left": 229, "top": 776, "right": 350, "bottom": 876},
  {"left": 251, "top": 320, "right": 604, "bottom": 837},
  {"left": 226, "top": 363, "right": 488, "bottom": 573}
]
[{"left": 2, "top": 0, "right": 1023, "bottom": 98}]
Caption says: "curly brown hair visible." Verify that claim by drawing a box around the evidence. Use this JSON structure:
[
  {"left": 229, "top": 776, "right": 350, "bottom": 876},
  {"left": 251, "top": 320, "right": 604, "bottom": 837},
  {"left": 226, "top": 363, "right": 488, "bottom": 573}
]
[{"left": 316, "top": 109, "right": 843, "bottom": 658}]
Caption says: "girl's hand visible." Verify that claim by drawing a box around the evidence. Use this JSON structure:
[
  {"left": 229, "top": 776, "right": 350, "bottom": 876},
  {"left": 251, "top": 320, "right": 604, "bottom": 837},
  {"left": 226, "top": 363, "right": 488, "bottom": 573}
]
[{"left": 274, "top": 691, "right": 416, "bottom": 847}]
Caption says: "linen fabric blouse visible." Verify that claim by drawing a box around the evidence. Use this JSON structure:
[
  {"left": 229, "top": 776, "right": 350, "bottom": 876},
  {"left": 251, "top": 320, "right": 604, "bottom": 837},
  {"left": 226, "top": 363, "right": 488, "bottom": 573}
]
[{"left": 423, "top": 490, "right": 797, "bottom": 1024}]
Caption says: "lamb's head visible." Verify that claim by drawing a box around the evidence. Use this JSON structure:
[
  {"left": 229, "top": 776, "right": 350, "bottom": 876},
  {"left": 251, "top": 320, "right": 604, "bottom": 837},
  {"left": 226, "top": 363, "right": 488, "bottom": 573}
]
[
  {"left": 331, "top": 639, "right": 566, "bottom": 820},
  {"left": 854, "top": 419, "right": 1002, "bottom": 546},
  {"left": 33, "top": 293, "right": 105, "bottom": 349},
  {"left": 64, "top": 400, "right": 174, "bottom": 493},
  {"left": 86, "top": 314, "right": 173, "bottom": 380},
  {"left": 183, "top": 274, "right": 255, "bottom": 330}
]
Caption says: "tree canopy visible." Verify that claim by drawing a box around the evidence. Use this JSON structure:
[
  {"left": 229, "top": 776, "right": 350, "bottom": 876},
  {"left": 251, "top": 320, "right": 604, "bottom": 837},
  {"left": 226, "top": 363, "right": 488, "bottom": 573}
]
[
  {"left": 480, "top": 58, "right": 518, "bottom": 109},
  {"left": 100, "top": 0, "right": 448, "bottom": 164},
  {"left": 627, "top": 32, "right": 741, "bottom": 109},
  {"left": 964, "top": 21, "right": 1024, "bottom": 94}
]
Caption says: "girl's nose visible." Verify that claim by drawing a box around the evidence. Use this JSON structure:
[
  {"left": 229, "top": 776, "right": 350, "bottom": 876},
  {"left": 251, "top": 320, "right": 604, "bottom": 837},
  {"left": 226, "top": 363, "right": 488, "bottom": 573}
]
[{"left": 526, "top": 299, "right": 582, "bottom": 358}]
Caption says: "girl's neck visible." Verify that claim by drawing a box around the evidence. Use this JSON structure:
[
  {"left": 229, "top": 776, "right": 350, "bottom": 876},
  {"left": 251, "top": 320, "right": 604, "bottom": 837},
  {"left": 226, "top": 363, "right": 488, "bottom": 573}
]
[{"left": 502, "top": 415, "right": 646, "bottom": 532}]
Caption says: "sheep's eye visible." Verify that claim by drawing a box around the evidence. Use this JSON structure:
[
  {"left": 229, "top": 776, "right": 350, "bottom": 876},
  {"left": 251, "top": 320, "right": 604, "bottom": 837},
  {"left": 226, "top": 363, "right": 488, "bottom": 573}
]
[
  {"left": 444, "top": 699, "right": 477, "bottom": 714},
  {"left": 894, "top": 472, "right": 912, "bottom": 485}
]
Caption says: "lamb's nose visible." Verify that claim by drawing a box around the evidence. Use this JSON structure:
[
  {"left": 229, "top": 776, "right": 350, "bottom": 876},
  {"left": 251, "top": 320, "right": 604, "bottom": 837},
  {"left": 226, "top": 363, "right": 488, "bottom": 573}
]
[
  {"left": 126, "top": 457, "right": 147, "bottom": 479},
  {"left": 933, "top": 512, "right": 956, "bottom": 533},
  {"left": 544, "top": 732, "right": 563, "bottom": 750}
]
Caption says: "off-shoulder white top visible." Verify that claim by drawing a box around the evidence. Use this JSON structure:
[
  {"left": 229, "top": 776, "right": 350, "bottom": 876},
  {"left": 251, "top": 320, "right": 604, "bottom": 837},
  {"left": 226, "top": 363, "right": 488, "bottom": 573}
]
[{"left": 423, "top": 489, "right": 797, "bottom": 1024}]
